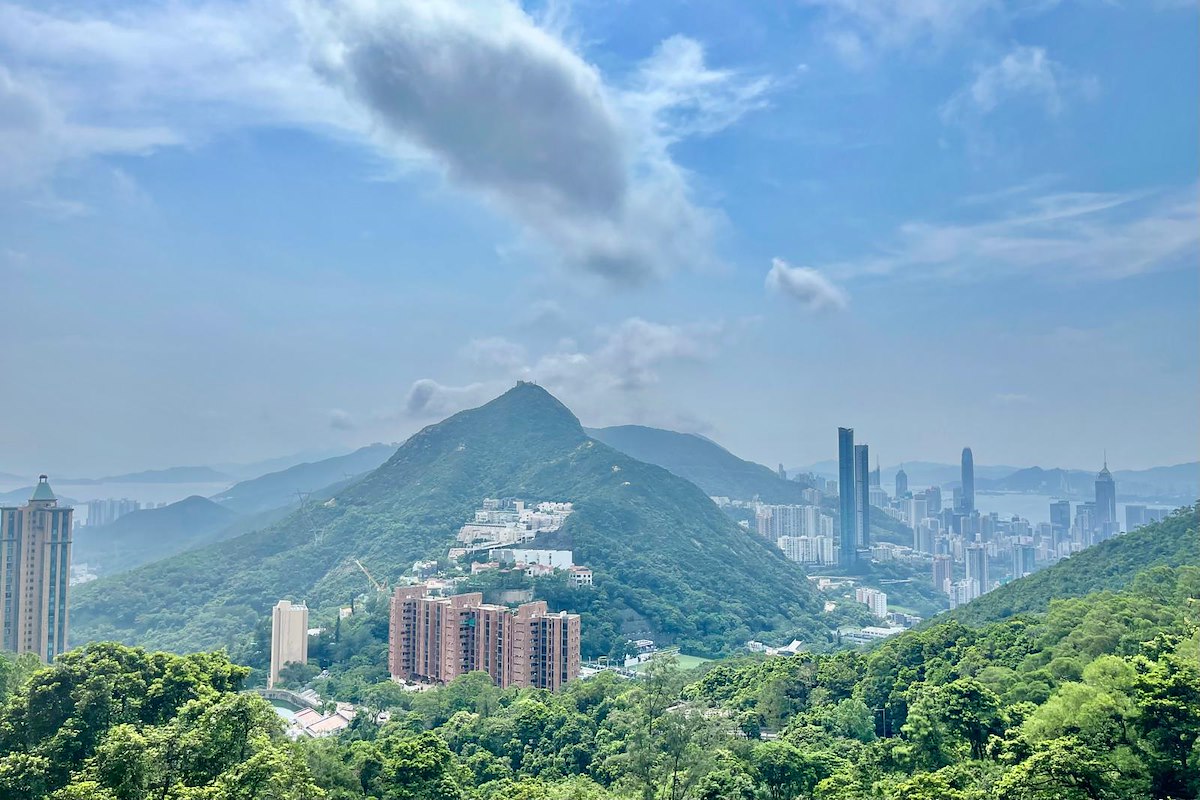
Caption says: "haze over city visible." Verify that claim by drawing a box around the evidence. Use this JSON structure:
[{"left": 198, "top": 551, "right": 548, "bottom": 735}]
[{"left": 2, "top": 0, "right": 1197, "bottom": 477}]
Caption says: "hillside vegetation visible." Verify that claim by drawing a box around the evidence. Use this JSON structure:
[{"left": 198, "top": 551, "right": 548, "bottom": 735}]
[
  {"left": 71, "top": 384, "right": 825, "bottom": 658},
  {"left": 588, "top": 424, "right": 810, "bottom": 503},
  {"left": 8, "top": 563, "right": 1197, "bottom": 798},
  {"left": 210, "top": 443, "right": 395, "bottom": 514},
  {"left": 71, "top": 497, "right": 291, "bottom": 578},
  {"left": 952, "top": 503, "right": 1198, "bottom": 626}
]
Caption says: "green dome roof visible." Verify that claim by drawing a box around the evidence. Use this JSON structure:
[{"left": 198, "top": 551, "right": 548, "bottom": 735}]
[{"left": 30, "top": 475, "right": 56, "bottom": 502}]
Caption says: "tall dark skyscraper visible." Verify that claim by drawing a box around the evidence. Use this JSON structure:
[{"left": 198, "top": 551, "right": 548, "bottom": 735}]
[
  {"left": 1095, "top": 459, "right": 1117, "bottom": 537},
  {"left": 838, "top": 427, "right": 857, "bottom": 567},
  {"left": 854, "top": 444, "right": 870, "bottom": 548},
  {"left": 960, "top": 448, "right": 975, "bottom": 513},
  {"left": 895, "top": 466, "right": 908, "bottom": 498},
  {"left": 1050, "top": 500, "right": 1071, "bottom": 539},
  {"left": 869, "top": 457, "right": 881, "bottom": 488}
]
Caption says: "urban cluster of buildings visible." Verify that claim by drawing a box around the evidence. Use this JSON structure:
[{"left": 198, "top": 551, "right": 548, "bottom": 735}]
[
  {"left": 0, "top": 477, "right": 73, "bottom": 663},
  {"left": 388, "top": 586, "right": 581, "bottom": 691},
  {"left": 470, "top": 547, "right": 593, "bottom": 586},
  {"left": 83, "top": 497, "right": 153, "bottom": 527},
  {"left": 751, "top": 502, "right": 838, "bottom": 566},
  {"left": 450, "top": 499, "right": 573, "bottom": 555}
]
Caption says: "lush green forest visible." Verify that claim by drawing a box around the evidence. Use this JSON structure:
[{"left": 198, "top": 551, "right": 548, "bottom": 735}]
[
  {"left": 71, "top": 384, "right": 827, "bottom": 658},
  {"left": 3, "top": 559, "right": 1197, "bottom": 799}
]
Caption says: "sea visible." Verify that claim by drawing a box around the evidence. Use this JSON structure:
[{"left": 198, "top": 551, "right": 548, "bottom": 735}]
[{"left": 0, "top": 478, "right": 235, "bottom": 524}]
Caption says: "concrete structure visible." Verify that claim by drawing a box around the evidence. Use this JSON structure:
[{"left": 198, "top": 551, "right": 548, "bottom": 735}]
[
  {"left": 895, "top": 466, "right": 908, "bottom": 499},
  {"left": 388, "top": 586, "right": 580, "bottom": 691},
  {"left": 1050, "top": 500, "right": 1072, "bottom": 538},
  {"left": 854, "top": 444, "right": 870, "bottom": 548},
  {"left": 837, "top": 427, "right": 857, "bottom": 567},
  {"left": 269, "top": 600, "right": 309, "bottom": 689},
  {"left": 1094, "top": 460, "right": 1117, "bottom": 538},
  {"left": 960, "top": 448, "right": 975, "bottom": 513},
  {"left": 965, "top": 539, "right": 989, "bottom": 597},
  {"left": 932, "top": 554, "right": 953, "bottom": 594},
  {"left": 855, "top": 587, "right": 888, "bottom": 617},
  {"left": 0, "top": 476, "right": 73, "bottom": 661}
]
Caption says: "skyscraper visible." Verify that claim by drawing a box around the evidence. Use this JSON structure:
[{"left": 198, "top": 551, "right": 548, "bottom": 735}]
[
  {"left": 932, "top": 554, "right": 953, "bottom": 594},
  {"left": 854, "top": 443, "right": 870, "bottom": 548},
  {"left": 0, "top": 476, "right": 74, "bottom": 662},
  {"left": 269, "top": 599, "right": 309, "bottom": 688},
  {"left": 1095, "top": 459, "right": 1117, "bottom": 538},
  {"left": 965, "top": 538, "right": 989, "bottom": 596},
  {"left": 895, "top": 466, "right": 908, "bottom": 499},
  {"left": 869, "top": 457, "right": 881, "bottom": 488},
  {"left": 838, "top": 428, "right": 857, "bottom": 567},
  {"left": 960, "top": 448, "right": 975, "bottom": 513},
  {"left": 1050, "top": 500, "right": 1072, "bottom": 538}
]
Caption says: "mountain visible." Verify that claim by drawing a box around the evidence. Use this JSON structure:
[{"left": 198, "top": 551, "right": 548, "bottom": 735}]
[
  {"left": 212, "top": 448, "right": 352, "bottom": 480},
  {"left": 51, "top": 466, "right": 235, "bottom": 485},
  {"left": 209, "top": 443, "right": 396, "bottom": 514},
  {"left": 952, "top": 503, "right": 1198, "bottom": 626},
  {"left": 70, "top": 496, "right": 295, "bottom": 578},
  {"left": 71, "top": 384, "right": 825, "bottom": 657},
  {"left": 975, "top": 462, "right": 1199, "bottom": 501},
  {"left": 586, "top": 424, "right": 810, "bottom": 503}
]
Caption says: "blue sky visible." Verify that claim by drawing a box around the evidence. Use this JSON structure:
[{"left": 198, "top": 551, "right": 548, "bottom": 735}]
[{"left": 0, "top": 0, "right": 1196, "bottom": 476}]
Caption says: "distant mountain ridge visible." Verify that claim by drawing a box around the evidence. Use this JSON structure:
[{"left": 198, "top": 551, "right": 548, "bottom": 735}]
[
  {"left": 72, "top": 496, "right": 239, "bottom": 576},
  {"left": 587, "top": 424, "right": 811, "bottom": 503},
  {"left": 71, "top": 384, "right": 826, "bottom": 657},
  {"left": 209, "top": 444, "right": 396, "bottom": 514}
]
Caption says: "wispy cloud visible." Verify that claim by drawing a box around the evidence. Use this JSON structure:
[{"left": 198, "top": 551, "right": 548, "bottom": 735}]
[
  {"left": 941, "top": 45, "right": 1096, "bottom": 128},
  {"left": 765, "top": 258, "right": 848, "bottom": 311},
  {"left": 821, "top": 185, "right": 1200, "bottom": 282},
  {"left": 804, "top": 0, "right": 999, "bottom": 65},
  {"left": 0, "top": 0, "right": 770, "bottom": 283},
  {"left": 404, "top": 317, "right": 729, "bottom": 420}
]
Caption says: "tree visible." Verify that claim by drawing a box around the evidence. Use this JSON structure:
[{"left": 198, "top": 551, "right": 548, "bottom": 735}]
[{"left": 996, "top": 737, "right": 1125, "bottom": 800}]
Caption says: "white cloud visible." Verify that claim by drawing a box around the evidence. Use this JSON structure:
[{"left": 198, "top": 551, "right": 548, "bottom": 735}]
[
  {"left": 0, "top": 0, "right": 769, "bottom": 282},
  {"left": 461, "top": 337, "right": 529, "bottom": 372},
  {"left": 404, "top": 378, "right": 492, "bottom": 418},
  {"left": 805, "top": 0, "right": 1000, "bottom": 62},
  {"left": 819, "top": 185, "right": 1200, "bottom": 282},
  {"left": 765, "top": 258, "right": 848, "bottom": 311},
  {"left": 941, "top": 45, "right": 1095, "bottom": 127},
  {"left": 403, "top": 317, "right": 728, "bottom": 419}
]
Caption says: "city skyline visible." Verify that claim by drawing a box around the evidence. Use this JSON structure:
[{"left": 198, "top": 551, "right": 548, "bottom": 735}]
[{"left": 1, "top": 1, "right": 1196, "bottom": 476}]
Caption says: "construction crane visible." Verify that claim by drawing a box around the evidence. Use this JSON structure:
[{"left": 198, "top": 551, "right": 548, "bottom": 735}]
[{"left": 353, "top": 559, "right": 387, "bottom": 594}]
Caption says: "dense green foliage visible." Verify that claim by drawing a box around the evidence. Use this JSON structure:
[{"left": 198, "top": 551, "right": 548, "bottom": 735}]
[
  {"left": 210, "top": 444, "right": 395, "bottom": 515},
  {"left": 952, "top": 504, "right": 1198, "bottom": 625},
  {"left": 0, "top": 644, "right": 322, "bottom": 799},
  {"left": 72, "top": 384, "right": 826, "bottom": 657},
  {"left": 8, "top": 560, "right": 1196, "bottom": 799},
  {"left": 587, "top": 424, "right": 811, "bottom": 503}
]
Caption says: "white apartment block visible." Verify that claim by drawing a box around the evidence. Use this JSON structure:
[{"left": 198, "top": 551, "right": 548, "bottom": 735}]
[
  {"left": 269, "top": 600, "right": 309, "bottom": 689},
  {"left": 855, "top": 587, "right": 888, "bottom": 618}
]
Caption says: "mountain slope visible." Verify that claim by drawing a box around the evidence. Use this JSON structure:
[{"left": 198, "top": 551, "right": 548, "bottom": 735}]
[
  {"left": 952, "top": 503, "right": 1198, "bottom": 625},
  {"left": 70, "top": 496, "right": 293, "bottom": 578},
  {"left": 71, "top": 384, "right": 825, "bottom": 656},
  {"left": 587, "top": 424, "right": 809, "bottom": 502},
  {"left": 209, "top": 443, "right": 395, "bottom": 514}
]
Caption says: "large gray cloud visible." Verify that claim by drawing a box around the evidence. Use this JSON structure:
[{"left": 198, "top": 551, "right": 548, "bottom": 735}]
[{"left": 0, "top": 0, "right": 768, "bottom": 282}]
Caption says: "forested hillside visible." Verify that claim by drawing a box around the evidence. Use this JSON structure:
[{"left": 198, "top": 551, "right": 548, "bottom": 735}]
[
  {"left": 6, "top": 563, "right": 1196, "bottom": 799},
  {"left": 210, "top": 443, "right": 396, "bottom": 514},
  {"left": 70, "top": 384, "right": 826, "bottom": 658},
  {"left": 587, "top": 424, "right": 810, "bottom": 502}
]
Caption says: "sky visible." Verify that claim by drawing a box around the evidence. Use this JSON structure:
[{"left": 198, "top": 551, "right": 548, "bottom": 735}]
[{"left": 0, "top": 0, "right": 1197, "bottom": 477}]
